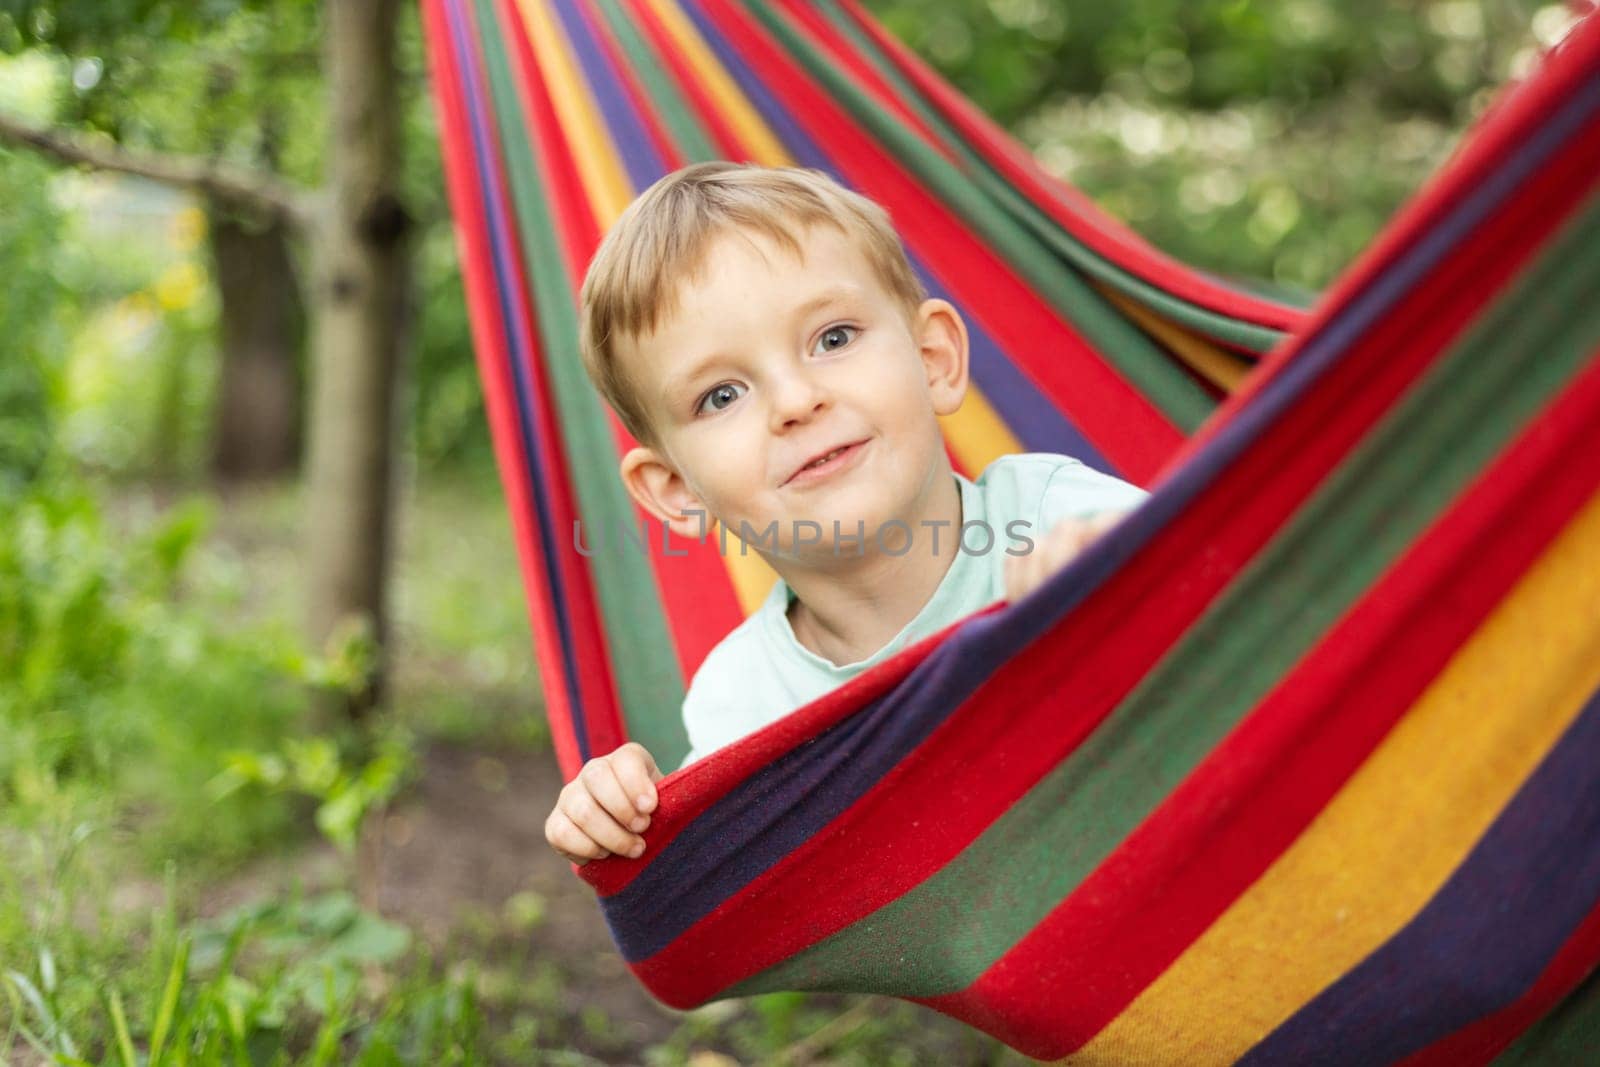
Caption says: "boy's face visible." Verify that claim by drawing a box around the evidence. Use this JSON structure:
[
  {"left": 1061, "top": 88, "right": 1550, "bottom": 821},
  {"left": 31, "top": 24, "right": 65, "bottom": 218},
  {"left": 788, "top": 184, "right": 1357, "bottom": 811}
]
[{"left": 615, "top": 222, "right": 968, "bottom": 559}]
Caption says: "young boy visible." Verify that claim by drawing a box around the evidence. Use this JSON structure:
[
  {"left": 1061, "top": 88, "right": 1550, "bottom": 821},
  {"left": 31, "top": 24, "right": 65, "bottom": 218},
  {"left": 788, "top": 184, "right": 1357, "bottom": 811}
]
[{"left": 543, "top": 162, "right": 1146, "bottom": 865}]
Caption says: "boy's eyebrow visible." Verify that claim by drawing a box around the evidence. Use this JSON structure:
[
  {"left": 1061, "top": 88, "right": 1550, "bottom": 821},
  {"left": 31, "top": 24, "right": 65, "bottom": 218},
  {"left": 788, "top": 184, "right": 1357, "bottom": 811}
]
[
  {"left": 790, "top": 284, "right": 865, "bottom": 322},
  {"left": 661, "top": 352, "right": 731, "bottom": 407}
]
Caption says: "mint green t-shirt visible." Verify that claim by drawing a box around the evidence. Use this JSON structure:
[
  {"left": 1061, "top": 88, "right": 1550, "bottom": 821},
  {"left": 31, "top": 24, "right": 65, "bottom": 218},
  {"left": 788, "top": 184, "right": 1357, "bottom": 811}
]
[{"left": 676, "top": 453, "right": 1148, "bottom": 769}]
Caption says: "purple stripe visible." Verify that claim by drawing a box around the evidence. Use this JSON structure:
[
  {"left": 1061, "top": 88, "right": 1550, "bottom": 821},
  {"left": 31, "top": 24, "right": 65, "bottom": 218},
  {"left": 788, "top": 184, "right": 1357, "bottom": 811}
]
[
  {"left": 596, "top": 51, "right": 1600, "bottom": 963},
  {"left": 1242, "top": 683, "right": 1600, "bottom": 1065},
  {"left": 550, "top": 0, "right": 665, "bottom": 191},
  {"left": 445, "top": 0, "right": 594, "bottom": 761}
]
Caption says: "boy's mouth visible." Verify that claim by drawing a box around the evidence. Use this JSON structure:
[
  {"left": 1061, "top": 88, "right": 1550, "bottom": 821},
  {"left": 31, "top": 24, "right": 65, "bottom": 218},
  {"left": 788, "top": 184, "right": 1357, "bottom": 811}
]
[{"left": 782, "top": 439, "right": 870, "bottom": 487}]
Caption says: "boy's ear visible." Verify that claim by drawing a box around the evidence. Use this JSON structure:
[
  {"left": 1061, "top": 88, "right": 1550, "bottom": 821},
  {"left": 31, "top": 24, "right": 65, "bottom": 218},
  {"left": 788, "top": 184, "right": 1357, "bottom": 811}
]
[
  {"left": 619, "top": 446, "right": 713, "bottom": 541},
  {"left": 915, "top": 298, "right": 969, "bottom": 416}
]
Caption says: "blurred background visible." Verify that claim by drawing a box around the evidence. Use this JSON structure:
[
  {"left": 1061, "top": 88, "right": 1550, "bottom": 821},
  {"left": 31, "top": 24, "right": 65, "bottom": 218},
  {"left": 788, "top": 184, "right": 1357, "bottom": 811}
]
[{"left": 0, "top": 0, "right": 1576, "bottom": 1062}]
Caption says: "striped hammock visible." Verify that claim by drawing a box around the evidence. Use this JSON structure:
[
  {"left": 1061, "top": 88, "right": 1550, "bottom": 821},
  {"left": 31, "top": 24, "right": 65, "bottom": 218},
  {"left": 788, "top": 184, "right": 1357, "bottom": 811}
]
[{"left": 421, "top": 0, "right": 1600, "bottom": 1060}]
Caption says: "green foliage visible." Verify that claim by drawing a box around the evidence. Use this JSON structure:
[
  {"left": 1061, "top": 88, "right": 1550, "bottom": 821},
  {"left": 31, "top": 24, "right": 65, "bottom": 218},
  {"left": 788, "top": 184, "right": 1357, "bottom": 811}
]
[
  {"left": 0, "top": 474, "right": 309, "bottom": 864},
  {"left": 397, "top": 11, "right": 493, "bottom": 476},
  {"left": 2, "top": 890, "right": 494, "bottom": 1065},
  {"left": 1020, "top": 94, "right": 1454, "bottom": 290},
  {"left": 0, "top": 0, "right": 271, "bottom": 58},
  {"left": 212, "top": 731, "right": 415, "bottom": 854},
  {"left": 0, "top": 147, "right": 71, "bottom": 492},
  {"left": 2, "top": 4, "right": 487, "bottom": 476},
  {"left": 0, "top": 473, "right": 559, "bottom": 1064},
  {"left": 865, "top": 0, "right": 1550, "bottom": 124},
  {"left": 409, "top": 222, "right": 491, "bottom": 474}
]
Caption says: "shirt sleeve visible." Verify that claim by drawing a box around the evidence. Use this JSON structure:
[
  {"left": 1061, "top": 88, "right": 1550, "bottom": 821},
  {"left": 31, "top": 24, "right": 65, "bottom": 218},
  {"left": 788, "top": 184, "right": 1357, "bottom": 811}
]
[{"left": 1034, "top": 456, "right": 1150, "bottom": 533}]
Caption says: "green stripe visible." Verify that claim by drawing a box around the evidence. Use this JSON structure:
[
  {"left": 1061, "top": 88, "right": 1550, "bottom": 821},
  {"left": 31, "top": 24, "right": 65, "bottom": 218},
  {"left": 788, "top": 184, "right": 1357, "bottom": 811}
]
[
  {"left": 744, "top": 0, "right": 1216, "bottom": 434},
  {"left": 731, "top": 192, "right": 1600, "bottom": 997},
  {"left": 470, "top": 0, "right": 690, "bottom": 764},
  {"left": 812, "top": 0, "right": 1297, "bottom": 353},
  {"left": 592, "top": 0, "right": 723, "bottom": 163},
  {"left": 1492, "top": 969, "right": 1600, "bottom": 1065}
]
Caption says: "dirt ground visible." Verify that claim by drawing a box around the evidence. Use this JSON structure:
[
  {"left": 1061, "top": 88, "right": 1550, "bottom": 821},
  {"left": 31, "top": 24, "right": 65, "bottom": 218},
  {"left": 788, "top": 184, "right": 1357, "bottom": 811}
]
[
  {"left": 367, "top": 742, "right": 686, "bottom": 1047},
  {"left": 189, "top": 739, "right": 692, "bottom": 1057}
]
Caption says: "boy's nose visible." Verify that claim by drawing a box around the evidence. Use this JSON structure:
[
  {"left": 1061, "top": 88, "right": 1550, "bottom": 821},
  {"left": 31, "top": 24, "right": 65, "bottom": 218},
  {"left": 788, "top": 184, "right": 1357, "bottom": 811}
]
[{"left": 768, "top": 370, "right": 831, "bottom": 431}]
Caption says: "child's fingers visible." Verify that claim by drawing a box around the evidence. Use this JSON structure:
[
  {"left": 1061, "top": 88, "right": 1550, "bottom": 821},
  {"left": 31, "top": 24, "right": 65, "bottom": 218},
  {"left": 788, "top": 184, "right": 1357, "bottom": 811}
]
[
  {"left": 1031, "top": 521, "right": 1080, "bottom": 578},
  {"left": 1009, "top": 511, "right": 1131, "bottom": 603},
  {"left": 579, "top": 758, "right": 648, "bottom": 836},
  {"left": 612, "top": 743, "right": 661, "bottom": 815},
  {"left": 1003, "top": 551, "right": 1020, "bottom": 602},
  {"left": 544, "top": 808, "right": 608, "bottom": 866},
  {"left": 563, "top": 786, "right": 644, "bottom": 857},
  {"left": 1004, "top": 547, "right": 1033, "bottom": 603}
]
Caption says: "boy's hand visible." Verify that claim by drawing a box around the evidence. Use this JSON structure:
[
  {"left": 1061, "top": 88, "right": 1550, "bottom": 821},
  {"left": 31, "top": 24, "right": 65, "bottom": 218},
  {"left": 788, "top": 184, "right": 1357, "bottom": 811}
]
[
  {"left": 1004, "top": 510, "right": 1129, "bottom": 604},
  {"left": 545, "top": 742, "right": 664, "bottom": 865}
]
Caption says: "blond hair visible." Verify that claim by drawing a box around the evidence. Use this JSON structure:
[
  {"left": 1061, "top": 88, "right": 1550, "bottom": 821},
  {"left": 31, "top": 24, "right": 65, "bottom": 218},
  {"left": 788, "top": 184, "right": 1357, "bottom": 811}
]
[{"left": 578, "top": 162, "right": 927, "bottom": 444}]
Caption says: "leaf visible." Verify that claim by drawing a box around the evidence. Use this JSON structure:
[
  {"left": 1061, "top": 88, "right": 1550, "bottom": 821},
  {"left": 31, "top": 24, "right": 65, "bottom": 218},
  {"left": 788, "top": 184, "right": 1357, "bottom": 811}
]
[
  {"left": 3, "top": 968, "right": 76, "bottom": 1058},
  {"left": 36, "top": 948, "right": 54, "bottom": 994},
  {"left": 313, "top": 785, "right": 365, "bottom": 853},
  {"left": 325, "top": 912, "right": 410, "bottom": 966},
  {"left": 148, "top": 931, "right": 190, "bottom": 1064},
  {"left": 106, "top": 989, "right": 137, "bottom": 1067},
  {"left": 295, "top": 891, "right": 359, "bottom": 935},
  {"left": 285, "top": 737, "right": 340, "bottom": 794}
]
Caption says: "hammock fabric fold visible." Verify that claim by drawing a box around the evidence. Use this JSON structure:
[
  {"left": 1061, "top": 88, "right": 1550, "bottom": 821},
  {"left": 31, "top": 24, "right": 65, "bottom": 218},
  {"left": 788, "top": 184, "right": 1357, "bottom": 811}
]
[{"left": 421, "top": 0, "right": 1600, "bottom": 1060}]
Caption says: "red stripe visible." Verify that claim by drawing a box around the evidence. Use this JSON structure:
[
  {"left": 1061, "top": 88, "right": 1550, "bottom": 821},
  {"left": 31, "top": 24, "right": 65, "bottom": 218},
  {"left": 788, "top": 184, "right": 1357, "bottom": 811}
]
[
  {"left": 834, "top": 0, "right": 1305, "bottom": 334},
  {"left": 1399, "top": 899, "right": 1600, "bottom": 1065},
  {"left": 698, "top": 0, "right": 1185, "bottom": 481},
  {"left": 926, "top": 352, "right": 1600, "bottom": 1059},
  {"left": 595, "top": 80, "right": 1600, "bottom": 1007}
]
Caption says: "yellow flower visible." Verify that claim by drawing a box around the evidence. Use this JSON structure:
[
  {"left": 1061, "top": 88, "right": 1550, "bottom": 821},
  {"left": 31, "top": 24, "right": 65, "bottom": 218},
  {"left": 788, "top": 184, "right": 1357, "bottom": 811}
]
[
  {"left": 153, "top": 261, "right": 204, "bottom": 311},
  {"left": 170, "top": 205, "right": 207, "bottom": 252}
]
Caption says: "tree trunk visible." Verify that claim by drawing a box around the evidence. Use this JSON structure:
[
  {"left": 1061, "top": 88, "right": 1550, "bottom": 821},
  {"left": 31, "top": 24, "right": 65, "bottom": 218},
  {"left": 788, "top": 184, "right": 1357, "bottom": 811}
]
[
  {"left": 208, "top": 203, "right": 306, "bottom": 482},
  {"left": 303, "top": 0, "right": 412, "bottom": 723}
]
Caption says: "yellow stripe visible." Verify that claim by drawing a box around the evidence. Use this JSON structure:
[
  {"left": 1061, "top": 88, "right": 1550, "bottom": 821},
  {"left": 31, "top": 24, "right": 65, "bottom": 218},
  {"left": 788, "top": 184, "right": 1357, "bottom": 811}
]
[
  {"left": 1075, "top": 487, "right": 1600, "bottom": 1065},
  {"left": 939, "top": 383, "right": 1023, "bottom": 476},
  {"left": 718, "top": 524, "right": 780, "bottom": 615},
  {"left": 513, "top": 0, "right": 634, "bottom": 226},
  {"left": 1097, "top": 283, "right": 1252, "bottom": 392},
  {"left": 645, "top": 0, "right": 791, "bottom": 166}
]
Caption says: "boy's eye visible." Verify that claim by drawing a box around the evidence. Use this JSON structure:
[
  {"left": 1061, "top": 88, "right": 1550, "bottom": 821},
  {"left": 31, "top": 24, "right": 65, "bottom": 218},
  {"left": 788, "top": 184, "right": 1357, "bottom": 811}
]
[
  {"left": 813, "top": 325, "right": 858, "bottom": 355},
  {"left": 696, "top": 382, "right": 746, "bottom": 415}
]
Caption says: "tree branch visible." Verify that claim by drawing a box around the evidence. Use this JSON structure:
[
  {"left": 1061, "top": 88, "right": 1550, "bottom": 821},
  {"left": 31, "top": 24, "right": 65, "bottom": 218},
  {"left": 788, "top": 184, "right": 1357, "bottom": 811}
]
[{"left": 0, "top": 110, "right": 316, "bottom": 230}]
